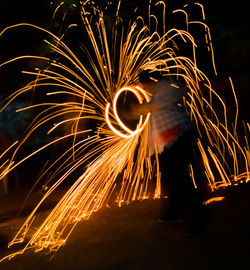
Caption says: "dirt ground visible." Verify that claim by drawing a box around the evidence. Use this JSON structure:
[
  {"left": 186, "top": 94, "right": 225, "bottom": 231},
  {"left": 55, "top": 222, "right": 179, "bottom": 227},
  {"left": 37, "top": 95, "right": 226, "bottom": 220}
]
[{"left": 0, "top": 183, "right": 250, "bottom": 270}]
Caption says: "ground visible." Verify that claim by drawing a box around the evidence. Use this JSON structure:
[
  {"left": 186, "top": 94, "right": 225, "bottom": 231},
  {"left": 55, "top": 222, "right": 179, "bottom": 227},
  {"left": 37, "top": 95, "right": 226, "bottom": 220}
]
[{"left": 0, "top": 183, "right": 250, "bottom": 270}]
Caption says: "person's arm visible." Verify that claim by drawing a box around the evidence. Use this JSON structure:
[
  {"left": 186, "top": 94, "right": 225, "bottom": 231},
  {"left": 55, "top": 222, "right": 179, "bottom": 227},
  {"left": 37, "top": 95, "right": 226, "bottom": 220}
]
[{"left": 129, "top": 102, "right": 158, "bottom": 119}]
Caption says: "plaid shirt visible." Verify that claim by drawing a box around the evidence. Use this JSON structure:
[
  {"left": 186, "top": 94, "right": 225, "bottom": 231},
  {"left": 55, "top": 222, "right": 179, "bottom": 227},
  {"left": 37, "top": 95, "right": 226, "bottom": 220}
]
[{"left": 149, "top": 80, "right": 193, "bottom": 155}]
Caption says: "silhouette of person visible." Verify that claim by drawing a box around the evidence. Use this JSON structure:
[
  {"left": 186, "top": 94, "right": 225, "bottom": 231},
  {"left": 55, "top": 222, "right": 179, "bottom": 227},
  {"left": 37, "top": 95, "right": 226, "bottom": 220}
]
[{"left": 132, "top": 77, "right": 209, "bottom": 233}]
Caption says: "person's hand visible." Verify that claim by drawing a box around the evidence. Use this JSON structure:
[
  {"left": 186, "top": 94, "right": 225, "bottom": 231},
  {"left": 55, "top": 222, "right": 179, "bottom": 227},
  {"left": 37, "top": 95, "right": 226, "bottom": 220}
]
[{"left": 129, "top": 103, "right": 151, "bottom": 119}]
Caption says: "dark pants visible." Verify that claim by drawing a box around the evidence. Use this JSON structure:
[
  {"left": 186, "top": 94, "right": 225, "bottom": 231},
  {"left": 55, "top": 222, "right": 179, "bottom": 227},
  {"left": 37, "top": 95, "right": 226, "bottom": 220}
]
[{"left": 159, "top": 130, "right": 208, "bottom": 228}]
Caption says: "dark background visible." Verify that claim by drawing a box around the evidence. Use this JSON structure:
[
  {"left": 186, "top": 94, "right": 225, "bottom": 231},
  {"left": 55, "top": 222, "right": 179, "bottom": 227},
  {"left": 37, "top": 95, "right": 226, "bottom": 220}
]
[
  {"left": 0, "top": 0, "right": 249, "bottom": 119},
  {"left": 0, "top": 0, "right": 249, "bottom": 192},
  {"left": 0, "top": 3, "right": 249, "bottom": 267}
]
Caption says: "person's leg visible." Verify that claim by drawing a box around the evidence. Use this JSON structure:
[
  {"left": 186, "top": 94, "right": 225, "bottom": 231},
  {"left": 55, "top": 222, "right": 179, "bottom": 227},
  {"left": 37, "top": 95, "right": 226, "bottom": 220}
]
[
  {"left": 159, "top": 134, "right": 193, "bottom": 220},
  {"left": 158, "top": 148, "right": 182, "bottom": 220},
  {"left": 175, "top": 132, "right": 210, "bottom": 233},
  {"left": 159, "top": 131, "right": 206, "bottom": 221}
]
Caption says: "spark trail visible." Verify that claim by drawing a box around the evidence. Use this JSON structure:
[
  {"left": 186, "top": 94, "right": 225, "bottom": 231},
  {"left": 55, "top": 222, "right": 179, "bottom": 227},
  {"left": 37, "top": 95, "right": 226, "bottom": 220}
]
[{"left": 0, "top": 0, "right": 249, "bottom": 261}]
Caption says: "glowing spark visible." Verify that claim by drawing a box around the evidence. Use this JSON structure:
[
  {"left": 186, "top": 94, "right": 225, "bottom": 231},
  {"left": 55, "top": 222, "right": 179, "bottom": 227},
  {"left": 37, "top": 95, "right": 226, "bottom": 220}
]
[{"left": 204, "top": 196, "right": 225, "bottom": 205}]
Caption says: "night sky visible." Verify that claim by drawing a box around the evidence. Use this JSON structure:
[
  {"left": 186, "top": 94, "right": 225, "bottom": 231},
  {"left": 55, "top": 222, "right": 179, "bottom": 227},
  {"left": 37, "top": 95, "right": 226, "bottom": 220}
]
[{"left": 0, "top": 0, "right": 249, "bottom": 120}]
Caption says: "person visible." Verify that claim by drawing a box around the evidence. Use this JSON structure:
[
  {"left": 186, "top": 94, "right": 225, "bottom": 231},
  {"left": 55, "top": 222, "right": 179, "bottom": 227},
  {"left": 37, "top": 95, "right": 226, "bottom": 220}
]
[{"left": 133, "top": 77, "right": 209, "bottom": 233}]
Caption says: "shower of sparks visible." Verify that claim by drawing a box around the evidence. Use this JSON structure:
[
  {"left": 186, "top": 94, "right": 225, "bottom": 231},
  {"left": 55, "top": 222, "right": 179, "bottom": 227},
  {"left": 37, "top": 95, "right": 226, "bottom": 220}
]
[{"left": 0, "top": 0, "right": 249, "bottom": 261}]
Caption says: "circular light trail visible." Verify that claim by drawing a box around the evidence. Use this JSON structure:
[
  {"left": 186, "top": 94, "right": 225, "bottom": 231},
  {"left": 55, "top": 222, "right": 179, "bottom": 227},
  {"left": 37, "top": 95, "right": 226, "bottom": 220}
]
[{"left": 105, "top": 86, "right": 151, "bottom": 138}]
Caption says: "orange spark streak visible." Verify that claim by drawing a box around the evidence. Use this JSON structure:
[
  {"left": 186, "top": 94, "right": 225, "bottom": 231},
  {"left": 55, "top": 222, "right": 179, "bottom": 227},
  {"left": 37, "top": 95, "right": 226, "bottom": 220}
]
[{"left": 0, "top": 0, "right": 249, "bottom": 262}]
